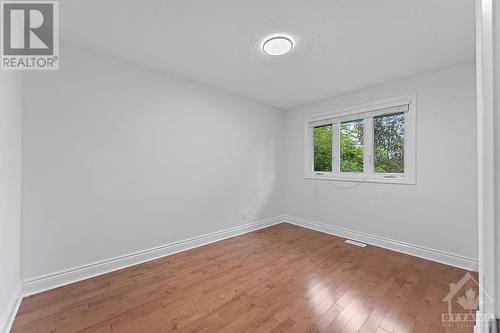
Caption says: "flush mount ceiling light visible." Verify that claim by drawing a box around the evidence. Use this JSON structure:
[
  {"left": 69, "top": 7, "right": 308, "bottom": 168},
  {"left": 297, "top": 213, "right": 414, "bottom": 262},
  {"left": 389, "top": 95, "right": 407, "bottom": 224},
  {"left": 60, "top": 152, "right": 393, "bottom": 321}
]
[{"left": 262, "top": 36, "right": 294, "bottom": 56}]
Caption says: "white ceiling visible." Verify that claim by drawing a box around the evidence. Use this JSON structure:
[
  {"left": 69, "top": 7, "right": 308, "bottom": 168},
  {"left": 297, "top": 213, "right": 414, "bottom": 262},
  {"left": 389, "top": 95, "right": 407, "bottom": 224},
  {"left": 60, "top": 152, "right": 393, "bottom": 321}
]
[{"left": 61, "top": 0, "right": 475, "bottom": 109}]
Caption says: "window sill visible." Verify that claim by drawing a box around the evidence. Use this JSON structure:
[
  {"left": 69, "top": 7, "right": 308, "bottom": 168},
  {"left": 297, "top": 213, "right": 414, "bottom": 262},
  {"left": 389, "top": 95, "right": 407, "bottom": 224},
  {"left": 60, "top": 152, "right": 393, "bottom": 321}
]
[{"left": 304, "top": 174, "right": 416, "bottom": 185}]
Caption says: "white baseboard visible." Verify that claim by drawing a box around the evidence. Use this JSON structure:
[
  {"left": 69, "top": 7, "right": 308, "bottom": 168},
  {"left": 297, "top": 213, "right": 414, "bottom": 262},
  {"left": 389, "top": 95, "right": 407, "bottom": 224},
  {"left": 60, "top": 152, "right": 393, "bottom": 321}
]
[
  {"left": 21, "top": 216, "right": 284, "bottom": 297},
  {"left": 1, "top": 283, "right": 22, "bottom": 333},
  {"left": 20, "top": 214, "right": 477, "bottom": 299},
  {"left": 284, "top": 215, "right": 478, "bottom": 272}
]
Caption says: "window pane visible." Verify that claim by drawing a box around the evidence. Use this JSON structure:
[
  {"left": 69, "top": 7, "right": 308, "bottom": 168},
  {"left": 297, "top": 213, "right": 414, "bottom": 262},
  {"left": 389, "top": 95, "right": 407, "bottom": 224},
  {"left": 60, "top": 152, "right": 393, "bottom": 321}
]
[
  {"left": 374, "top": 113, "right": 405, "bottom": 173},
  {"left": 340, "top": 120, "right": 364, "bottom": 172},
  {"left": 313, "top": 125, "right": 332, "bottom": 172}
]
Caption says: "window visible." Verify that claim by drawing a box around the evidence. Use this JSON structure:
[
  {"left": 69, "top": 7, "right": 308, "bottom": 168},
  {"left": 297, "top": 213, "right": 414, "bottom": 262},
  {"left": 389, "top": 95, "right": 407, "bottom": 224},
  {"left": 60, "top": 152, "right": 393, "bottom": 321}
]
[
  {"left": 340, "top": 119, "right": 364, "bottom": 173},
  {"left": 313, "top": 125, "right": 332, "bottom": 172},
  {"left": 305, "top": 95, "right": 416, "bottom": 184},
  {"left": 374, "top": 113, "right": 405, "bottom": 174}
]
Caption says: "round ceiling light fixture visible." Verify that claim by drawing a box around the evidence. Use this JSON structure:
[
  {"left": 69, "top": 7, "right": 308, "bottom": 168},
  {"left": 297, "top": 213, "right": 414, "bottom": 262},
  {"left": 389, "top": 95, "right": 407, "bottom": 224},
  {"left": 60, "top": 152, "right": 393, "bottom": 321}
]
[{"left": 262, "top": 36, "right": 293, "bottom": 56}]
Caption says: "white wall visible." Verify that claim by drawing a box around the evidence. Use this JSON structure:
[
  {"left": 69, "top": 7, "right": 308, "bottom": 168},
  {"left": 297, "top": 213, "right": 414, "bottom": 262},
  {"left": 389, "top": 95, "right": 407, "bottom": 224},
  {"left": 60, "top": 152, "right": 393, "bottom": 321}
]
[
  {"left": 284, "top": 61, "right": 478, "bottom": 261},
  {"left": 21, "top": 45, "right": 284, "bottom": 281},
  {"left": 0, "top": 72, "right": 22, "bottom": 331}
]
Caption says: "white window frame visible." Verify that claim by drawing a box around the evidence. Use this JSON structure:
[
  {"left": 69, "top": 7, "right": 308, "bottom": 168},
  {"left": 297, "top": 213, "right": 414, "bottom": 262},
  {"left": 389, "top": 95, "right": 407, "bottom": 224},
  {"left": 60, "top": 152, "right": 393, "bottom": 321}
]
[{"left": 304, "top": 95, "right": 416, "bottom": 184}]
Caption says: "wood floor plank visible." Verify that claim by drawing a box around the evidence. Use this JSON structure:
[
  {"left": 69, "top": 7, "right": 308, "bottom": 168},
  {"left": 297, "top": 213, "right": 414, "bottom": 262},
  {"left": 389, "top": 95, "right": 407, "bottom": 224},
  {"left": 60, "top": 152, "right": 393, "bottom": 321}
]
[{"left": 11, "top": 223, "right": 476, "bottom": 333}]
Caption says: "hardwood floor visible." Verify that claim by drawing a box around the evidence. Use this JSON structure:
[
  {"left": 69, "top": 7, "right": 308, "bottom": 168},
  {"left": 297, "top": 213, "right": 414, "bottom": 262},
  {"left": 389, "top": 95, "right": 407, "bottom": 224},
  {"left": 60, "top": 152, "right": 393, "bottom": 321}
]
[{"left": 12, "top": 223, "right": 476, "bottom": 333}]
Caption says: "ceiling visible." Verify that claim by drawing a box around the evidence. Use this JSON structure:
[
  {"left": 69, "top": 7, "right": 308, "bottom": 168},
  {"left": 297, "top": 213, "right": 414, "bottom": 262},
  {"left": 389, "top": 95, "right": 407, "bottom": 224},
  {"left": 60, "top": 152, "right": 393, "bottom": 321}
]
[{"left": 60, "top": 0, "right": 475, "bottom": 109}]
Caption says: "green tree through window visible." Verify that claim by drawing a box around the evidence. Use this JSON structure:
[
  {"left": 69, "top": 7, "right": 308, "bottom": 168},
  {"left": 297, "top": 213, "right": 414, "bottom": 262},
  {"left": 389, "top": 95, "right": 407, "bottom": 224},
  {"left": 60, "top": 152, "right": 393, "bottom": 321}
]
[
  {"left": 313, "top": 125, "right": 332, "bottom": 172},
  {"left": 340, "top": 120, "right": 364, "bottom": 172},
  {"left": 374, "top": 113, "right": 404, "bottom": 173}
]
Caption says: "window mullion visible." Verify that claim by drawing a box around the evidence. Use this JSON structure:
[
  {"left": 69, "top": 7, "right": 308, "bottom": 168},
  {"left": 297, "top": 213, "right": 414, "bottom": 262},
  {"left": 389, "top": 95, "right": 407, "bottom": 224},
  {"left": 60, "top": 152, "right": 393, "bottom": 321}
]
[
  {"left": 364, "top": 117, "right": 374, "bottom": 176},
  {"left": 332, "top": 122, "right": 340, "bottom": 175},
  {"left": 307, "top": 126, "right": 314, "bottom": 175}
]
